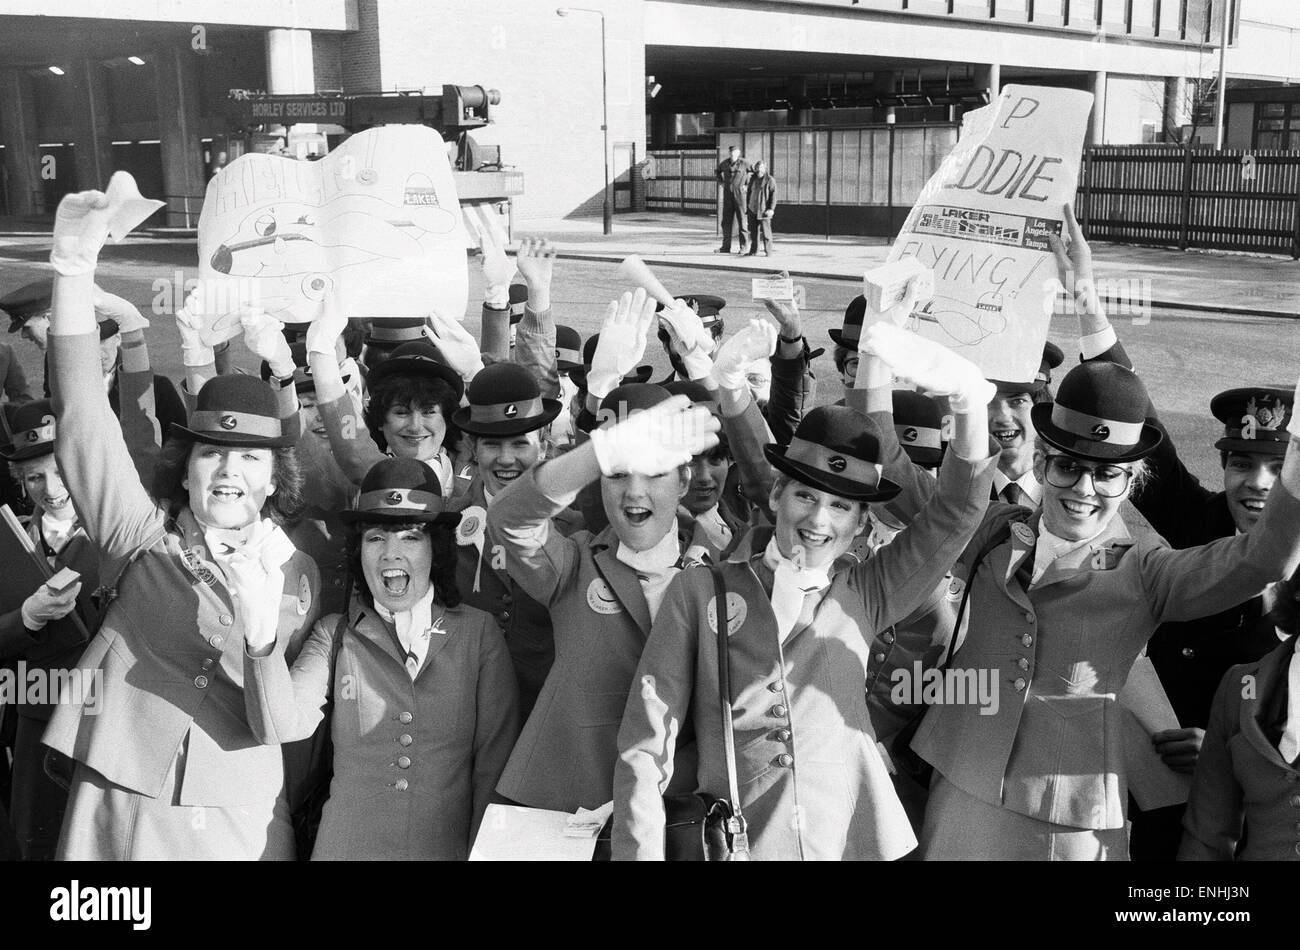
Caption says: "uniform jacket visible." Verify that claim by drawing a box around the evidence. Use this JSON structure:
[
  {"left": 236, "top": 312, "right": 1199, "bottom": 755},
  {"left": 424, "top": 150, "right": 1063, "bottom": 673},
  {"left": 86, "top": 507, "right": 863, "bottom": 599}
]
[
  {"left": 715, "top": 157, "right": 750, "bottom": 202},
  {"left": 911, "top": 479, "right": 1300, "bottom": 831},
  {"left": 0, "top": 341, "right": 34, "bottom": 405},
  {"left": 243, "top": 599, "right": 520, "bottom": 860},
  {"left": 1179, "top": 638, "right": 1300, "bottom": 860},
  {"left": 487, "top": 467, "right": 717, "bottom": 811},
  {"left": 613, "top": 447, "right": 996, "bottom": 860},
  {"left": 43, "top": 331, "right": 321, "bottom": 807}
]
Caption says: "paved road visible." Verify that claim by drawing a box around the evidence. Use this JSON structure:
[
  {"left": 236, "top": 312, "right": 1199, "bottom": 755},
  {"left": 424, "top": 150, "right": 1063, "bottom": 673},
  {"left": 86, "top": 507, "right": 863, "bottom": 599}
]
[{"left": 1, "top": 240, "right": 1289, "bottom": 490}]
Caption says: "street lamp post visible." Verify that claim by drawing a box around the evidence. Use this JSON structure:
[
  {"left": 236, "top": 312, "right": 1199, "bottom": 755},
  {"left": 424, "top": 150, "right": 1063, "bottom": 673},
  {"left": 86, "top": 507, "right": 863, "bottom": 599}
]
[{"left": 557, "top": 6, "right": 612, "bottom": 235}]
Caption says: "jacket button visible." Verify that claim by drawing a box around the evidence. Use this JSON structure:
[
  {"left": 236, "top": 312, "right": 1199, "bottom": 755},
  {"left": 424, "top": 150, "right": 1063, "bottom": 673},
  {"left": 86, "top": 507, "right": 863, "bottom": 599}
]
[
  {"left": 775, "top": 729, "right": 791, "bottom": 742},
  {"left": 1017, "top": 658, "right": 1029, "bottom": 670},
  {"left": 398, "top": 734, "right": 413, "bottom": 746},
  {"left": 1023, "top": 611, "right": 1034, "bottom": 623},
  {"left": 399, "top": 711, "right": 413, "bottom": 724},
  {"left": 201, "top": 658, "right": 214, "bottom": 670},
  {"left": 771, "top": 704, "right": 788, "bottom": 717},
  {"left": 394, "top": 778, "right": 409, "bottom": 792},
  {"left": 209, "top": 635, "right": 224, "bottom": 648},
  {"left": 397, "top": 756, "right": 411, "bottom": 769},
  {"left": 768, "top": 682, "right": 784, "bottom": 693},
  {"left": 497, "top": 611, "right": 511, "bottom": 624},
  {"left": 881, "top": 630, "right": 896, "bottom": 645},
  {"left": 500, "top": 593, "right": 513, "bottom": 606},
  {"left": 1021, "top": 634, "right": 1033, "bottom": 647},
  {"left": 874, "top": 652, "right": 886, "bottom": 663},
  {"left": 1181, "top": 647, "right": 1196, "bottom": 658},
  {"left": 776, "top": 753, "right": 793, "bottom": 767},
  {"left": 219, "top": 613, "right": 233, "bottom": 626},
  {"left": 194, "top": 675, "right": 209, "bottom": 689},
  {"left": 1013, "top": 678, "right": 1026, "bottom": 692}
]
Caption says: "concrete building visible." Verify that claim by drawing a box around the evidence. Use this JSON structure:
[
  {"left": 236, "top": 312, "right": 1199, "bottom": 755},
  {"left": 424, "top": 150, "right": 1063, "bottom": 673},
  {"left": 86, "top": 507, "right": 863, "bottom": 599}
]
[{"left": 0, "top": 0, "right": 1296, "bottom": 223}]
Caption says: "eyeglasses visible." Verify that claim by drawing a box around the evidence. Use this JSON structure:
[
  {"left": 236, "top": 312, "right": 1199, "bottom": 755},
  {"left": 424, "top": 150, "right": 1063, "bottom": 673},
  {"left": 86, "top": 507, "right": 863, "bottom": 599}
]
[{"left": 1043, "top": 455, "right": 1133, "bottom": 498}]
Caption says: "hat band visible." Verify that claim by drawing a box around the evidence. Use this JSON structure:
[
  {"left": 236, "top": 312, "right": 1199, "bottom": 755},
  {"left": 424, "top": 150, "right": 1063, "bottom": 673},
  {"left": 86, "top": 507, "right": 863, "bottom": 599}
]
[
  {"left": 556, "top": 346, "right": 582, "bottom": 365},
  {"left": 895, "top": 424, "right": 942, "bottom": 450},
  {"left": 189, "top": 410, "right": 282, "bottom": 439},
  {"left": 367, "top": 324, "right": 428, "bottom": 342},
  {"left": 838, "top": 325, "right": 861, "bottom": 346},
  {"left": 357, "top": 487, "right": 445, "bottom": 514},
  {"left": 469, "top": 396, "right": 543, "bottom": 424},
  {"left": 13, "top": 421, "right": 56, "bottom": 451},
  {"left": 786, "top": 437, "right": 882, "bottom": 487},
  {"left": 1050, "top": 404, "right": 1144, "bottom": 446},
  {"left": 1223, "top": 425, "right": 1289, "bottom": 443}
]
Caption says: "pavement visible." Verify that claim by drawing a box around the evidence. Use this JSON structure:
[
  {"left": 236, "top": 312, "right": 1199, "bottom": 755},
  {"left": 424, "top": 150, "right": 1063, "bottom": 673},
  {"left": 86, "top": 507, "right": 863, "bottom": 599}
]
[{"left": 511, "top": 211, "right": 1300, "bottom": 320}]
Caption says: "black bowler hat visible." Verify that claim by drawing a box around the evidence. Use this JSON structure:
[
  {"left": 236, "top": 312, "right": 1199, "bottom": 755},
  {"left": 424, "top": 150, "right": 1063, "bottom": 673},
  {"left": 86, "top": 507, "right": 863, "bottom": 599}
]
[
  {"left": 260, "top": 342, "right": 358, "bottom": 395},
  {"left": 555, "top": 325, "right": 582, "bottom": 373},
  {"left": 765, "top": 405, "right": 901, "bottom": 503},
  {"left": 597, "top": 382, "right": 673, "bottom": 427},
  {"left": 829, "top": 295, "right": 866, "bottom": 348},
  {"left": 665, "top": 379, "right": 717, "bottom": 407},
  {"left": 0, "top": 399, "right": 57, "bottom": 461},
  {"left": 1210, "top": 386, "right": 1293, "bottom": 456},
  {"left": 1031, "top": 362, "right": 1162, "bottom": 463},
  {"left": 569, "top": 333, "right": 653, "bottom": 390},
  {"left": 893, "top": 389, "right": 947, "bottom": 469},
  {"left": 340, "top": 457, "right": 460, "bottom": 527},
  {"left": 1, "top": 279, "right": 53, "bottom": 332},
  {"left": 364, "top": 318, "right": 430, "bottom": 349},
  {"left": 171, "top": 374, "right": 301, "bottom": 448},
  {"left": 508, "top": 282, "right": 529, "bottom": 324},
  {"left": 453, "top": 362, "right": 561, "bottom": 437},
  {"left": 364, "top": 340, "right": 465, "bottom": 400},
  {"left": 990, "top": 341, "right": 1065, "bottom": 395}
]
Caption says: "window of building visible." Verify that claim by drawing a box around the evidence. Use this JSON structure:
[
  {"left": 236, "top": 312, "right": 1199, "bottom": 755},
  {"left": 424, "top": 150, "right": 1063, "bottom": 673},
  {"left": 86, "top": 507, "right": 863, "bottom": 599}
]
[{"left": 1253, "top": 102, "right": 1300, "bottom": 150}]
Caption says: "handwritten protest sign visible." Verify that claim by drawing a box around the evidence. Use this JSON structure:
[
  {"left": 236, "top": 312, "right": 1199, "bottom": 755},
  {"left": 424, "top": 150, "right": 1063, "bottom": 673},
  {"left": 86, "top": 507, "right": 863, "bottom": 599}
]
[
  {"left": 197, "top": 125, "right": 468, "bottom": 329},
  {"left": 889, "top": 85, "right": 1093, "bottom": 383}
]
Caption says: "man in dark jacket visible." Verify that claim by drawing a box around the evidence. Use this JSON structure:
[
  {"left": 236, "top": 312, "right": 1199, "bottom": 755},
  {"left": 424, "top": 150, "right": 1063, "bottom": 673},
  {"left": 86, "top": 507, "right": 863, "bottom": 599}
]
[
  {"left": 746, "top": 159, "right": 777, "bottom": 256},
  {"left": 715, "top": 145, "right": 750, "bottom": 254}
]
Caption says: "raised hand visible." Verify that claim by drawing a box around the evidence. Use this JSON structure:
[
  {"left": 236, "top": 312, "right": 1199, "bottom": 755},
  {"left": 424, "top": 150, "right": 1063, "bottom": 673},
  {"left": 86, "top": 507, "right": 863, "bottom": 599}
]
[
  {"left": 587, "top": 288, "right": 657, "bottom": 399},
  {"left": 862, "top": 323, "right": 994, "bottom": 411},
  {"left": 426, "top": 310, "right": 486, "bottom": 382},
  {"left": 590, "top": 393, "right": 721, "bottom": 476},
  {"left": 226, "top": 520, "right": 295, "bottom": 653},
  {"left": 240, "top": 308, "right": 294, "bottom": 376},
  {"left": 711, "top": 318, "right": 778, "bottom": 390},
  {"left": 515, "top": 237, "right": 555, "bottom": 288},
  {"left": 93, "top": 285, "right": 150, "bottom": 334},
  {"left": 51, "top": 189, "right": 112, "bottom": 277},
  {"left": 175, "top": 286, "right": 216, "bottom": 366},
  {"left": 305, "top": 289, "right": 349, "bottom": 359}
]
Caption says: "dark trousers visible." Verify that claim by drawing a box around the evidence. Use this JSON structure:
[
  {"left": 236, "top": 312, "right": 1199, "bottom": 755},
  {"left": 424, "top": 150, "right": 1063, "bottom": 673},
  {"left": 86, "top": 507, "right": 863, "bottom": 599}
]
[
  {"left": 720, "top": 192, "right": 748, "bottom": 250},
  {"left": 747, "top": 213, "right": 772, "bottom": 253},
  {"left": 10, "top": 717, "right": 70, "bottom": 860}
]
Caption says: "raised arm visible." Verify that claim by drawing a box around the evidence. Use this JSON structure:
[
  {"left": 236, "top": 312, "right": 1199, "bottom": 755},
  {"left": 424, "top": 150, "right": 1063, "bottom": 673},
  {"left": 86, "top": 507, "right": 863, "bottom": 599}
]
[
  {"left": 760, "top": 287, "right": 816, "bottom": 446},
  {"left": 308, "top": 294, "right": 386, "bottom": 486},
  {"left": 243, "top": 615, "right": 336, "bottom": 745},
  {"left": 512, "top": 238, "right": 560, "bottom": 399}
]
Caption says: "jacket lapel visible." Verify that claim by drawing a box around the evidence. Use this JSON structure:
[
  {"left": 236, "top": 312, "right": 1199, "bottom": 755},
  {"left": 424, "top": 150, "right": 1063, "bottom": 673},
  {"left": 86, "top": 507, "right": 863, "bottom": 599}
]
[
  {"left": 348, "top": 605, "right": 410, "bottom": 669},
  {"left": 1033, "top": 515, "right": 1133, "bottom": 591},
  {"left": 988, "top": 512, "right": 1036, "bottom": 614},
  {"left": 1239, "top": 644, "right": 1298, "bottom": 771},
  {"left": 591, "top": 529, "right": 654, "bottom": 638},
  {"left": 175, "top": 510, "right": 235, "bottom": 611}
]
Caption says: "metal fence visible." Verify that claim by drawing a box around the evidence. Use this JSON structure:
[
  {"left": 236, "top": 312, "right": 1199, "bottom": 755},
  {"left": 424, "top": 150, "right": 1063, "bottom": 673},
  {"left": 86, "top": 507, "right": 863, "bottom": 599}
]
[{"left": 1076, "top": 146, "right": 1300, "bottom": 258}]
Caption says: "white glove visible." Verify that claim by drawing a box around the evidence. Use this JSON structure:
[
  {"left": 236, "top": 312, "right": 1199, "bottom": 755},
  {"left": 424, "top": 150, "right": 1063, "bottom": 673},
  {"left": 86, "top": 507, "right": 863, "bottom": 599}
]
[
  {"left": 226, "top": 520, "right": 295, "bottom": 654},
  {"left": 481, "top": 242, "right": 516, "bottom": 309},
  {"left": 305, "top": 291, "right": 349, "bottom": 360},
  {"left": 588, "top": 289, "right": 656, "bottom": 400},
  {"left": 862, "top": 323, "right": 995, "bottom": 412},
  {"left": 93, "top": 285, "right": 149, "bottom": 333},
  {"left": 21, "top": 582, "right": 82, "bottom": 631},
  {"left": 175, "top": 288, "right": 215, "bottom": 368},
  {"left": 241, "top": 309, "right": 294, "bottom": 378},
  {"left": 50, "top": 172, "right": 164, "bottom": 276},
  {"left": 426, "top": 311, "right": 486, "bottom": 382},
  {"left": 710, "top": 318, "right": 777, "bottom": 391},
  {"left": 590, "top": 394, "right": 720, "bottom": 476}
]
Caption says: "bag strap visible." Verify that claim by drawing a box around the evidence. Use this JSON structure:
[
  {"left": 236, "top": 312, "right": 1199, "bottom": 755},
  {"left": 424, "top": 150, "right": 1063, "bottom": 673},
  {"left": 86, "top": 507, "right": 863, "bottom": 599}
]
[
  {"left": 710, "top": 566, "right": 749, "bottom": 854},
  {"left": 935, "top": 514, "right": 1025, "bottom": 672}
]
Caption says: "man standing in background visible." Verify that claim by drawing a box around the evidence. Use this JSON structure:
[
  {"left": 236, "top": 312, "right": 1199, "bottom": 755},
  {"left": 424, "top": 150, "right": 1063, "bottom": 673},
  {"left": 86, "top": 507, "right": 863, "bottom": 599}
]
[
  {"left": 746, "top": 159, "right": 777, "bottom": 256},
  {"left": 715, "top": 144, "right": 750, "bottom": 254}
]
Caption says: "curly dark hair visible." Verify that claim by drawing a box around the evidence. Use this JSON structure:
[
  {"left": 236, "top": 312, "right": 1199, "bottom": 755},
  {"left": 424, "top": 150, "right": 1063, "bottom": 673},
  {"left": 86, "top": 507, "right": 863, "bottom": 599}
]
[
  {"left": 362, "top": 374, "right": 462, "bottom": 456},
  {"left": 345, "top": 519, "right": 461, "bottom": 610},
  {"left": 151, "top": 436, "right": 306, "bottom": 525}
]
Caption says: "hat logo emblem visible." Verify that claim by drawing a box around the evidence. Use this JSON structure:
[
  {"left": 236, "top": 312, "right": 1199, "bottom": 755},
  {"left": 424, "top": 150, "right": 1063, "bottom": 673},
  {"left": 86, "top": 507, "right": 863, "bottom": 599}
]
[
  {"left": 219, "top": 414, "right": 238, "bottom": 430},
  {"left": 504, "top": 403, "right": 517, "bottom": 418},
  {"left": 1245, "top": 396, "right": 1284, "bottom": 431},
  {"left": 902, "top": 427, "right": 918, "bottom": 443},
  {"left": 1090, "top": 423, "right": 1110, "bottom": 440},
  {"left": 385, "top": 490, "right": 403, "bottom": 505},
  {"left": 827, "top": 455, "right": 847, "bottom": 472}
]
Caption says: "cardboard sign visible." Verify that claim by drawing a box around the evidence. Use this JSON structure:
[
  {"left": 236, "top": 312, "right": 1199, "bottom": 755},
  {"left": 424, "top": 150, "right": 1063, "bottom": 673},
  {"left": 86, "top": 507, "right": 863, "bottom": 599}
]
[
  {"left": 888, "top": 85, "right": 1093, "bottom": 383},
  {"left": 751, "top": 277, "right": 795, "bottom": 301},
  {"left": 197, "top": 125, "right": 469, "bottom": 326}
]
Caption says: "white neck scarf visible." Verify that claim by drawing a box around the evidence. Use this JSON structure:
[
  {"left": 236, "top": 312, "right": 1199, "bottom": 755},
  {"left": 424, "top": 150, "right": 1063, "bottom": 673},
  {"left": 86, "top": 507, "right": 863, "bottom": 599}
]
[
  {"left": 1031, "top": 524, "right": 1104, "bottom": 585},
  {"left": 1281, "top": 636, "right": 1300, "bottom": 764},
  {"left": 695, "top": 503, "right": 732, "bottom": 551},
  {"left": 763, "top": 537, "right": 831, "bottom": 642},
  {"left": 375, "top": 585, "right": 437, "bottom": 679},
  {"left": 616, "top": 529, "right": 682, "bottom": 623},
  {"left": 39, "top": 511, "right": 79, "bottom": 562}
]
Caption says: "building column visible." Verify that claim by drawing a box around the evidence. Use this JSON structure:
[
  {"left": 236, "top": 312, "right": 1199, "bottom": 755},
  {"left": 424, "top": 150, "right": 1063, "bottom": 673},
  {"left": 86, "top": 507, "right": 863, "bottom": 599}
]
[
  {"left": 155, "top": 46, "right": 206, "bottom": 225},
  {"left": 1164, "top": 76, "right": 1189, "bottom": 142},
  {"left": 871, "top": 69, "right": 896, "bottom": 124},
  {"left": 975, "top": 62, "right": 1001, "bottom": 102},
  {"left": 265, "top": 28, "right": 316, "bottom": 156},
  {"left": 1087, "top": 70, "right": 1107, "bottom": 146},
  {"left": 0, "top": 69, "right": 41, "bottom": 215},
  {"left": 71, "top": 58, "right": 115, "bottom": 191}
]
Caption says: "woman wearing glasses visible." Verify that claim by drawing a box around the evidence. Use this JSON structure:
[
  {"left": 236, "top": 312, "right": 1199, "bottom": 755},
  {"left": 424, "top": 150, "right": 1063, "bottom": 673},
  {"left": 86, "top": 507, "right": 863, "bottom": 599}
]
[{"left": 909, "top": 360, "right": 1300, "bottom": 860}]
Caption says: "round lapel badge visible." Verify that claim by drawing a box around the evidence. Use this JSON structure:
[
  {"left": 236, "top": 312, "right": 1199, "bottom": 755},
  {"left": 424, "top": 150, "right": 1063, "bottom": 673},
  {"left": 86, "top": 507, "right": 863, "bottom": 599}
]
[
  {"left": 297, "top": 573, "right": 312, "bottom": 616},
  {"left": 456, "top": 505, "right": 487, "bottom": 546},
  {"left": 945, "top": 574, "right": 966, "bottom": 603},
  {"left": 707, "top": 592, "right": 748, "bottom": 636},
  {"left": 586, "top": 578, "right": 624, "bottom": 615},
  {"left": 1011, "top": 522, "right": 1035, "bottom": 546}
]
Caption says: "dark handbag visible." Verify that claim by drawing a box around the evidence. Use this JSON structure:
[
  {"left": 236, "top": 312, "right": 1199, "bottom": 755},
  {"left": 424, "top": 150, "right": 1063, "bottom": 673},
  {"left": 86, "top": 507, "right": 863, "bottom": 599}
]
[
  {"left": 595, "top": 566, "right": 750, "bottom": 860},
  {"left": 890, "top": 519, "right": 1020, "bottom": 784}
]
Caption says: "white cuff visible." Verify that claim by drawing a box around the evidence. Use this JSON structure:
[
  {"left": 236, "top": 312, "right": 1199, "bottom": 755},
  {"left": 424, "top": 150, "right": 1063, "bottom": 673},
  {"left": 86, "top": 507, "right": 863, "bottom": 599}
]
[{"left": 1078, "top": 326, "right": 1118, "bottom": 361}]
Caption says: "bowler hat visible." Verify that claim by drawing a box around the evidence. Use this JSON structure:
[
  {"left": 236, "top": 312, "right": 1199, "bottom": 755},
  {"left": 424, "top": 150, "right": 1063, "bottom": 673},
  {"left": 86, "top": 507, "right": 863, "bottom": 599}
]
[
  {"left": 1210, "top": 386, "right": 1293, "bottom": 456},
  {"left": 364, "top": 340, "right": 465, "bottom": 400},
  {"left": 0, "top": 399, "right": 57, "bottom": 461},
  {"left": 555, "top": 325, "right": 583, "bottom": 372},
  {"left": 260, "top": 342, "right": 358, "bottom": 395},
  {"left": 765, "top": 405, "right": 901, "bottom": 503},
  {"left": 340, "top": 457, "right": 460, "bottom": 527},
  {"left": 892, "top": 389, "right": 947, "bottom": 469},
  {"left": 656, "top": 294, "right": 726, "bottom": 337},
  {"left": 1031, "top": 362, "right": 1162, "bottom": 463},
  {"left": 828, "top": 295, "right": 866, "bottom": 348},
  {"left": 508, "top": 281, "right": 529, "bottom": 323},
  {"left": 171, "top": 374, "right": 301, "bottom": 448},
  {"left": 990, "top": 341, "right": 1065, "bottom": 395},
  {"left": 453, "top": 362, "right": 560, "bottom": 437},
  {"left": 596, "top": 382, "right": 673, "bottom": 428}
]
